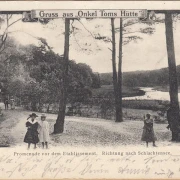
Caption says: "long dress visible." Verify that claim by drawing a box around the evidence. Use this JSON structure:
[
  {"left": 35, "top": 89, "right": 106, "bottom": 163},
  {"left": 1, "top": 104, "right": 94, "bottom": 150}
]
[
  {"left": 38, "top": 121, "right": 50, "bottom": 143},
  {"left": 10, "top": 99, "right": 15, "bottom": 110},
  {"left": 24, "top": 120, "right": 39, "bottom": 144},
  {"left": 141, "top": 118, "right": 157, "bottom": 142}
]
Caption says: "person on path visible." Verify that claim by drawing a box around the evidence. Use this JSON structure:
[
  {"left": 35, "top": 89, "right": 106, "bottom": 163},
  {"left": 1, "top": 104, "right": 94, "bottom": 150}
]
[
  {"left": 4, "top": 97, "right": 9, "bottom": 110},
  {"left": 141, "top": 113, "right": 157, "bottom": 147},
  {"left": 38, "top": 114, "right": 50, "bottom": 149},
  {"left": 10, "top": 96, "right": 15, "bottom": 110},
  {"left": 24, "top": 113, "right": 39, "bottom": 149}
]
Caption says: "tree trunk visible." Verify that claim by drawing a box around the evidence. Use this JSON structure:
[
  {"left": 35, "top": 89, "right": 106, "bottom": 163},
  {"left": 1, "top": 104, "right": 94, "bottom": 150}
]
[
  {"left": 54, "top": 18, "right": 70, "bottom": 134},
  {"left": 47, "top": 103, "right": 50, "bottom": 113},
  {"left": 31, "top": 101, "right": 37, "bottom": 111},
  {"left": 165, "top": 13, "right": 180, "bottom": 141},
  {"left": 116, "top": 18, "right": 123, "bottom": 122},
  {"left": 111, "top": 18, "right": 120, "bottom": 122}
]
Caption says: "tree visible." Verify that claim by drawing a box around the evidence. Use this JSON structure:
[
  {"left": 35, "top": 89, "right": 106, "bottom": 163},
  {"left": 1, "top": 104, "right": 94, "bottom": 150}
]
[
  {"left": 0, "top": 14, "right": 23, "bottom": 100},
  {"left": 109, "top": 18, "right": 154, "bottom": 122},
  {"left": 44, "top": 17, "right": 154, "bottom": 124},
  {"left": 10, "top": 41, "right": 96, "bottom": 114},
  {"left": 0, "top": 14, "right": 22, "bottom": 54},
  {"left": 165, "top": 12, "right": 180, "bottom": 141},
  {"left": 111, "top": 18, "right": 122, "bottom": 122},
  {"left": 91, "top": 73, "right": 101, "bottom": 88},
  {"left": 54, "top": 18, "right": 70, "bottom": 134},
  {"left": 117, "top": 18, "right": 123, "bottom": 122}
]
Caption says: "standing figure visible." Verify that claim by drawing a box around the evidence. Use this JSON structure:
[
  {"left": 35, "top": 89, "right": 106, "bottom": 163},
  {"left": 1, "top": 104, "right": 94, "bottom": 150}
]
[
  {"left": 4, "top": 96, "right": 9, "bottom": 110},
  {"left": 24, "top": 113, "right": 39, "bottom": 149},
  {"left": 141, "top": 113, "right": 157, "bottom": 147},
  {"left": 10, "top": 96, "right": 15, "bottom": 110},
  {"left": 38, "top": 114, "right": 50, "bottom": 149}
]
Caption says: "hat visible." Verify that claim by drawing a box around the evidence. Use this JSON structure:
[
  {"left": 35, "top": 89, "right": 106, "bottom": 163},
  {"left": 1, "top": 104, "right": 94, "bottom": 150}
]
[
  {"left": 29, "top": 113, "right": 38, "bottom": 117},
  {"left": 146, "top": 113, "right": 151, "bottom": 117},
  {"left": 41, "top": 114, "right": 46, "bottom": 118}
]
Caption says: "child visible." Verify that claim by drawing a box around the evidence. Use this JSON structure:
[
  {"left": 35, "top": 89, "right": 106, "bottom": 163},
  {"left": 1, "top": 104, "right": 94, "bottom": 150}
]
[
  {"left": 141, "top": 113, "right": 157, "bottom": 147},
  {"left": 38, "top": 114, "right": 50, "bottom": 149},
  {"left": 24, "top": 113, "right": 39, "bottom": 149}
]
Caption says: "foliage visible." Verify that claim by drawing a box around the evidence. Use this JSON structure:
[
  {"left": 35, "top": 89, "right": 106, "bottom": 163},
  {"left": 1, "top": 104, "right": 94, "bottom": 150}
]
[
  {"left": 0, "top": 39, "right": 100, "bottom": 112},
  {"left": 100, "top": 66, "right": 171, "bottom": 87}
]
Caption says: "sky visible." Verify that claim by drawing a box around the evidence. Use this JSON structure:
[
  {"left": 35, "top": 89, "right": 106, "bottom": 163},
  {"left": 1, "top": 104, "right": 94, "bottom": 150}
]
[{"left": 3, "top": 14, "right": 180, "bottom": 73}]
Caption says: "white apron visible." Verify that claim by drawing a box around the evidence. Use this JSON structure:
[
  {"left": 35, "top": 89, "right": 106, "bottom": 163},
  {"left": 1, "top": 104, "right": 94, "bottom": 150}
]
[{"left": 38, "top": 121, "right": 50, "bottom": 142}]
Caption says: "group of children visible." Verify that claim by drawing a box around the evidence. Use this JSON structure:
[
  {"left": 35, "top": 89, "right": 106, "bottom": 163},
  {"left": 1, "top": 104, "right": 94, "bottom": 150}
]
[{"left": 24, "top": 113, "right": 50, "bottom": 149}]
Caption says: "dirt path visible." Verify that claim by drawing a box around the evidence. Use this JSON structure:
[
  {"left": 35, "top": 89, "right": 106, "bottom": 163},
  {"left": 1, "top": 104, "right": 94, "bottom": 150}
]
[
  {"left": 0, "top": 104, "right": 174, "bottom": 148},
  {"left": 49, "top": 116, "right": 172, "bottom": 147},
  {"left": 0, "top": 104, "right": 30, "bottom": 147}
]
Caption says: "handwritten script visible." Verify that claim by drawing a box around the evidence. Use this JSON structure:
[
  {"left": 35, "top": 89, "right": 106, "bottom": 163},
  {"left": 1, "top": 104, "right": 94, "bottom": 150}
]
[{"left": 0, "top": 148, "right": 180, "bottom": 179}]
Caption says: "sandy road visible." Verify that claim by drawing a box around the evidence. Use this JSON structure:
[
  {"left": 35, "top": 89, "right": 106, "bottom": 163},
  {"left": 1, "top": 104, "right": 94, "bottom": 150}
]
[{"left": 0, "top": 104, "right": 174, "bottom": 148}]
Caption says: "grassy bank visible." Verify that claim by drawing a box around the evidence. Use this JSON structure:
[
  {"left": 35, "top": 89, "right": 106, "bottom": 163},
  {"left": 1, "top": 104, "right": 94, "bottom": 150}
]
[
  {"left": 0, "top": 110, "right": 23, "bottom": 147},
  {"left": 92, "top": 85, "right": 145, "bottom": 98},
  {"left": 152, "top": 86, "right": 169, "bottom": 92},
  {"left": 92, "top": 85, "right": 168, "bottom": 111},
  {"left": 40, "top": 85, "right": 169, "bottom": 120},
  {"left": 153, "top": 86, "right": 180, "bottom": 92},
  {"left": 68, "top": 100, "right": 168, "bottom": 122},
  {"left": 122, "top": 99, "right": 169, "bottom": 111},
  {"left": 0, "top": 113, "right": 10, "bottom": 147}
]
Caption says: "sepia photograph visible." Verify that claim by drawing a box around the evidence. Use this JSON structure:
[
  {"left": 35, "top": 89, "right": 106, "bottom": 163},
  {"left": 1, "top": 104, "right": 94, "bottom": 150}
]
[{"left": 0, "top": 1, "right": 180, "bottom": 179}]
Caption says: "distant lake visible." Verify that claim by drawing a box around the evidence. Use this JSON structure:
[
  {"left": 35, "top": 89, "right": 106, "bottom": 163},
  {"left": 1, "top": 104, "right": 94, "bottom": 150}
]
[{"left": 123, "top": 87, "right": 171, "bottom": 101}]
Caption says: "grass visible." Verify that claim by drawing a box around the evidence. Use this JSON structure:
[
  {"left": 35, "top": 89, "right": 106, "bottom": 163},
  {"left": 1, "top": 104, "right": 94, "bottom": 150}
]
[
  {"left": 0, "top": 114, "right": 10, "bottom": 147},
  {"left": 69, "top": 84, "right": 170, "bottom": 121},
  {"left": 0, "top": 110, "right": 25, "bottom": 147},
  {"left": 153, "top": 86, "right": 169, "bottom": 92},
  {"left": 122, "top": 99, "right": 169, "bottom": 111},
  {"left": 65, "top": 85, "right": 169, "bottom": 120},
  {"left": 92, "top": 85, "right": 145, "bottom": 98},
  {"left": 66, "top": 100, "right": 168, "bottom": 122},
  {"left": 92, "top": 85, "right": 169, "bottom": 111}
]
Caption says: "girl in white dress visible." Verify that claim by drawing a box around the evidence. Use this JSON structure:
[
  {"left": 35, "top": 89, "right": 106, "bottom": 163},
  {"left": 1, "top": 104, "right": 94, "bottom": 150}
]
[{"left": 38, "top": 114, "right": 50, "bottom": 149}]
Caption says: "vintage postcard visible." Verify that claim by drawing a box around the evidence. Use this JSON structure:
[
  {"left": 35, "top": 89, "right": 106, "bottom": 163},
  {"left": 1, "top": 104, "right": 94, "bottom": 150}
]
[{"left": 1, "top": 1, "right": 180, "bottom": 179}]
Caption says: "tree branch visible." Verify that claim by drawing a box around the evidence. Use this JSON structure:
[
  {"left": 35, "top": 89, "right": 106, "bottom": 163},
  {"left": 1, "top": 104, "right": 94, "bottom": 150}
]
[
  {"left": 77, "top": 19, "right": 100, "bottom": 49},
  {"left": 108, "top": 48, "right": 112, "bottom": 52},
  {"left": 77, "top": 19, "right": 95, "bottom": 38},
  {"left": 123, "top": 31, "right": 141, "bottom": 35},
  {"left": 123, "top": 21, "right": 140, "bottom": 28},
  {"left": 0, "top": 15, "right": 22, "bottom": 54},
  {"left": 3, "top": 17, "right": 22, "bottom": 34},
  {"left": 71, "top": 20, "right": 83, "bottom": 50}
]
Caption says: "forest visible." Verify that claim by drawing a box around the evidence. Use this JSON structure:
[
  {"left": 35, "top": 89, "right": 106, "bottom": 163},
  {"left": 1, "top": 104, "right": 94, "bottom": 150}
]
[
  {"left": 0, "top": 37, "right": 101, "bottom": 113},
  {"left": 100, "top": 66, "right": 177, "bottom": 87}
]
